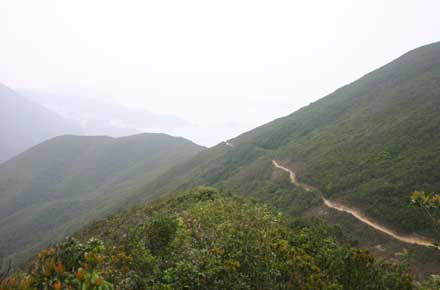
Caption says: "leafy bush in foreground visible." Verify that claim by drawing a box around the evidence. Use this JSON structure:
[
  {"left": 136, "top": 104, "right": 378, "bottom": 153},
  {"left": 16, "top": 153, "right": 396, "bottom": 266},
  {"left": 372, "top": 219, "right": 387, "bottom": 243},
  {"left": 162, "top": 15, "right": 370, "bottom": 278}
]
[
  {"left": 1, "top": 187, "right": 413, "bottom": 289},
  {"left": 1, "top": 238, "right": 113, "bottom": 290}
]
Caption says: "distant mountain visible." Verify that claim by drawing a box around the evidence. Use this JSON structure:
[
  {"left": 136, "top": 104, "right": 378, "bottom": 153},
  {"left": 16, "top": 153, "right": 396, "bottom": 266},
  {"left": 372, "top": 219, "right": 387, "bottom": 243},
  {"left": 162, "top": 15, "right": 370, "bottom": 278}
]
[
  {"left": 125, "top": 42, "right": 440, "bottom": 270},
  {"left": 0, "top": 133, "right": 204, "bottom": 265},
  {"left": 20, "top": 89, "right": 190, "bottom": 138},
  {"left": 0, "top": 84, "right": 82, "bottom": 163}
]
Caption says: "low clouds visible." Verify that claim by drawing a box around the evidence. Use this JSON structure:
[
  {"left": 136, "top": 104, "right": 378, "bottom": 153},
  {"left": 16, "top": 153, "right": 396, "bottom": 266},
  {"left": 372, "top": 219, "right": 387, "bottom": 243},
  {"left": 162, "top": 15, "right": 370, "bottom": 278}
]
[{"left": 1, "top": 0, "right": 440, "bottom": 145}]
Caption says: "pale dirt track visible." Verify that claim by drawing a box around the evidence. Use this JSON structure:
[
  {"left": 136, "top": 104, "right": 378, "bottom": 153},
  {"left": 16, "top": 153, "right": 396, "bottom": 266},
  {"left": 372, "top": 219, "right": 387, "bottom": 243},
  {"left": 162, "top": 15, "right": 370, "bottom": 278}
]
[{"left": 272, "top": 160, "right": 438, "bottom": 249}]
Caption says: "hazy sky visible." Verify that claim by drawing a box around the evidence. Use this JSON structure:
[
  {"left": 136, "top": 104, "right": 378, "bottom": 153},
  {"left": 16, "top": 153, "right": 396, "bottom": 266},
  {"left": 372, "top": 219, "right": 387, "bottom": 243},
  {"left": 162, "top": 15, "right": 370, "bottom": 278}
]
[{"left": 1, "top": 0, "right": 440, "bottom": 146}]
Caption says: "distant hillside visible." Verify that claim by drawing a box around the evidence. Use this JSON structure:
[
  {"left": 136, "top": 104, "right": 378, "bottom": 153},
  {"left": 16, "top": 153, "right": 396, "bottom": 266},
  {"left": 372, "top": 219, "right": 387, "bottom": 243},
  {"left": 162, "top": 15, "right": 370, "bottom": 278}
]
[
  {"left": 0, "top": 133, "right": 204, "bottom": 265},
  {"left": 20, "top": 89, "right": 190, "bottom": 138},
  {"left": 128, "top": 42, "right": 440, "bottom": 256},
  {"left": 0, "top": 83, "right": 82, "bottom": 163}
]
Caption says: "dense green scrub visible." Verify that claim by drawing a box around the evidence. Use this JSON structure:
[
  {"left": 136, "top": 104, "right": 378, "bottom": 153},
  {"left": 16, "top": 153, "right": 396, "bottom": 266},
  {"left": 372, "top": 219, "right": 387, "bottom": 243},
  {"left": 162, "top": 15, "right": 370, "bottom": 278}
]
[{"left": 1, "top": 188, "right": 414, "bottom": 289}]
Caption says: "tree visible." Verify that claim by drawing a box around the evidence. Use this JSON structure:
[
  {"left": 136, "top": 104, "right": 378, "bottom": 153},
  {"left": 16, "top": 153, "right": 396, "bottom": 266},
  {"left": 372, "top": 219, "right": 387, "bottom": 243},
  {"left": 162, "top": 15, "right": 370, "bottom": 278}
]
[{"left": 410, "top": 191, "right": 440, "bottom": 242}]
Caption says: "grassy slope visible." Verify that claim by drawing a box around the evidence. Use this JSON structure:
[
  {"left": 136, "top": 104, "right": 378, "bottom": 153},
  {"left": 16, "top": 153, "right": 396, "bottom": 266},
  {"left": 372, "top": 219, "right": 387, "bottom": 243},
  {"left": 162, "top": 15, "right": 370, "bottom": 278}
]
[
  {"left": 0, "top": 133, "right": 204, "bottom": 266},
  {"left": 119, "top": 44, "right": 440, "bottom": 278},
  {"left": 134, "top": 42, "right": 440, "bottom": 236}
]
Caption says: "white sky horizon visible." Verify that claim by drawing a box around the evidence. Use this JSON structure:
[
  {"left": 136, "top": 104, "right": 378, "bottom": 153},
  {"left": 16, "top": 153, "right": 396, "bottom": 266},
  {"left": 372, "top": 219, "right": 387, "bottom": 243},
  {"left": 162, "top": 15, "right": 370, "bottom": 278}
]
[{"left": 1, "top": 0, "right": 440, "bottom": 146}]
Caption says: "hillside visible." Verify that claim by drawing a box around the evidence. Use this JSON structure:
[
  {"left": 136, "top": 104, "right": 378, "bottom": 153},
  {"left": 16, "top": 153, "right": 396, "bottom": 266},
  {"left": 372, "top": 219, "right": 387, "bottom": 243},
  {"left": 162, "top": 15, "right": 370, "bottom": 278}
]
[
  {"left": 0, "top": 84, "right": 82, "bottom": 163},
  {"left": 2, "top": 41, "right": 440, "bottom": 281},
  {"left": 1, "top": 187, "right": 414, "bottom": 290},
  {"left": 0, "top": 133, "right": 204, "bottom": 266},
  {"left": 122, "top": 42, "right": 440, "bottom": 271}
]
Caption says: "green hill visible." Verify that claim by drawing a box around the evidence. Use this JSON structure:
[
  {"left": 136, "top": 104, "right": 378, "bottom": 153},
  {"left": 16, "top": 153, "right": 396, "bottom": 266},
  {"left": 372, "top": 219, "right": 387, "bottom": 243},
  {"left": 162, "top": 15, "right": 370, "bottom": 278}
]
[
  {"left": 128, "top": 42, "right": 440, "bottom": 253},
  {"left": 2, "top": 41, "right": 440, "bottom": 282},
  {"left": 0, "top": 133, "right": 204, "bottom": 266}
]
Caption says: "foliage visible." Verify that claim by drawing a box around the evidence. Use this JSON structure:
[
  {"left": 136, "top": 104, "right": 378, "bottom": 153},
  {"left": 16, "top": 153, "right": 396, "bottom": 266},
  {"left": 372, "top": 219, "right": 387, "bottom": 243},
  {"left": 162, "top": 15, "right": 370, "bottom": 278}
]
[
  {"left": 1, "top": 238, "right": 113, "bottom": 290},
  {"left": 3, "top": 42, "right": 440, "bottom": 277},
  {"left": 411, "top": 191, "right": 440, "bottom": 210},
  {"left": 420, "top": 275, "right": 440, "bottom": 290},
  {"left": 2, "top": 188, "right": 413, "bottom": 290},
  {"left": 288, "top": 219, "right": 413, "bottom": 289},
  {"left": 410, "top": 191, "right": 440, "bottom": 240}
]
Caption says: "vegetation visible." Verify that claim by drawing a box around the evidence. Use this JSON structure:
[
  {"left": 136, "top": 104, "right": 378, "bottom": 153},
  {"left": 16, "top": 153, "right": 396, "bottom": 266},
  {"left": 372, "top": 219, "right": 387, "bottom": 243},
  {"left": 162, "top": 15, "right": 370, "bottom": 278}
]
[
  {"left": 0, "top": 133, "right": 204, "bottom": 267},
  {"left": 411, "top": 191, "right": 440, "bottom": 242},
  {"left": 1, "top": 188, "right": 413, "bottom": 289},
  {"left": 110, "top": 42, "right": 440, "bottom": 278},
  {"left": 2, "top": 42, "right": 440, "bottom": 282},
  {"left": 131, "top": 42, "right": 440, "bottom": 238},
  {"left": 0, "top": 239, "right": 113, "bottom": 290}
]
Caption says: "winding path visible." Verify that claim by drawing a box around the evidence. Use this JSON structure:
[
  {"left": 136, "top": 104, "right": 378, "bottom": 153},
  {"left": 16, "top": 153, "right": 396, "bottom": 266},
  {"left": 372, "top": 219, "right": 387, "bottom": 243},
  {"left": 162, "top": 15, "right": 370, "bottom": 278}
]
[{"left": 272, "top": 160, "right": 438, "bottom": 249}]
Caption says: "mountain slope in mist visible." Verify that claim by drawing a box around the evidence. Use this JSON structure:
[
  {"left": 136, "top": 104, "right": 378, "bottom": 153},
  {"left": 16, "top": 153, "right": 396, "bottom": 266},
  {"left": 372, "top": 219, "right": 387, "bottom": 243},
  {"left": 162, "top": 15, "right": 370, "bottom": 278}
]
[
  {"left": 0, "top": 133, "right": 204, "bottom": 265},
  {"left": 20, "top": 89, "right": 190, "bottom": 138},
  {"left": 3, "top": 42, "right": 440, "bottom": 278},
  {"left": 132, "top": 42, "right": 440, "bottom": 239},
  {"left": 0, "top": 84, "right": 82, "bottom": 163}
]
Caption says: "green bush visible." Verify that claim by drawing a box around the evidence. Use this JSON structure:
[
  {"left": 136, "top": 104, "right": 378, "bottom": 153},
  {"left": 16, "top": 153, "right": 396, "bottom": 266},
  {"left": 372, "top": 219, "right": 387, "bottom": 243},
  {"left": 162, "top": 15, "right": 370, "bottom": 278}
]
[{"left": 1, "top": 187, "right": 414, "bottom": 290}]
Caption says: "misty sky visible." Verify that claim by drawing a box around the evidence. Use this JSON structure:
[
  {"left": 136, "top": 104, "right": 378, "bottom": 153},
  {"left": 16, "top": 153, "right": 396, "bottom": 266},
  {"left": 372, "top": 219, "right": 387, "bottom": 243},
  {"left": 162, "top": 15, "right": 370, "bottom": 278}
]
[{"left": 1, "top": 0, "right": 440, "bottom": 146}]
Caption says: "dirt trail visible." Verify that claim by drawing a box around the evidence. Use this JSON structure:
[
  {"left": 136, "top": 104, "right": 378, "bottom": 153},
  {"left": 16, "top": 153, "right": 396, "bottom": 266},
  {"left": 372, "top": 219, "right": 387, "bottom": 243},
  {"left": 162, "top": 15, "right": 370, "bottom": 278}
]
[{"left": 272, "top": 160, "right": 438, "bottom": 249}]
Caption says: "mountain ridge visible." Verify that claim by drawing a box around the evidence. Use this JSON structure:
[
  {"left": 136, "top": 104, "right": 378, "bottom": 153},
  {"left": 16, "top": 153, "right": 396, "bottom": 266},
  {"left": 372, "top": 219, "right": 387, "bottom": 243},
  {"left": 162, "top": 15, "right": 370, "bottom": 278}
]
[
  {"left": 122, "top": 42, "right": 440, "bottom": 257},
  {"left": 0, "top": 83, "right": 83, "bottom": 163},
  {"left": 0, "top": 132, "right": 204, "bottom": 266}
]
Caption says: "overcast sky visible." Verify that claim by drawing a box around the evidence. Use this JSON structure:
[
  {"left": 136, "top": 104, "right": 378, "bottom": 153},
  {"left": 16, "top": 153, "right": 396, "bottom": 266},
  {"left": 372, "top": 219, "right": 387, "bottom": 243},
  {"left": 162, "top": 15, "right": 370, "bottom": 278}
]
[{"left": 1, "top": 0, "right": 440, "bottom": 146}]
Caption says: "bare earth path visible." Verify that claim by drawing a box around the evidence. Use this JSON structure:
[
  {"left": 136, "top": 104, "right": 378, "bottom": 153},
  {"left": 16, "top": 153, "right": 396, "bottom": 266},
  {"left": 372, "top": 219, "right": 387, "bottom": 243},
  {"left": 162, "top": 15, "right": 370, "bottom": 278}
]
[{"left": 272, "top": 160, "right": 438, "bottom": 249}]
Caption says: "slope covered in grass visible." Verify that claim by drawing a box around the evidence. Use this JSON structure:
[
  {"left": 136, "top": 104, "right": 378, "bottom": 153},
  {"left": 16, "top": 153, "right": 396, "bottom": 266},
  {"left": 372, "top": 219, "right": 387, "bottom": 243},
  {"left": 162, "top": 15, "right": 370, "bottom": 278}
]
[
  {"left": 133, "top": 42, "right": 440, "bottom": 238},
  {"left": 0, "top": 133, "right": 204, "bottom": 266}
]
